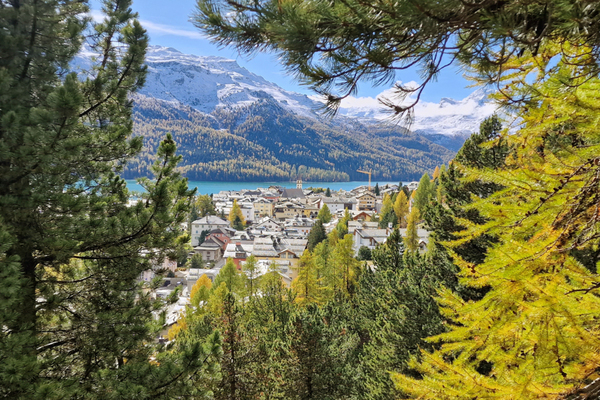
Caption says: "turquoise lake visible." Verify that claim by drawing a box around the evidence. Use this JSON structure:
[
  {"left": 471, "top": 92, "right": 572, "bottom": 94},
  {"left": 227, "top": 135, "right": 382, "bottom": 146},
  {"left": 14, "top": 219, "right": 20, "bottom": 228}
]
[{"left": 125, "top": 180, "right": 404, "bottom": 195}]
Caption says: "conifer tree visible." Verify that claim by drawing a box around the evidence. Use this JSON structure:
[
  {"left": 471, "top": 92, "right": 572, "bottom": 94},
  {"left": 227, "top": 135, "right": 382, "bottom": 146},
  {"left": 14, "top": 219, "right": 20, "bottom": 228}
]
[
  {"left": 242, "top": 254, "right": 259, "bottom": 297},
  {"left": 393, "top": 191, "right": 409, "bottom": 228},
  {"left": 307, "top": 219, "right": 327, "bottom": 251},
  {"left": 229, "top": 199, "right": 245, "bottom": 229},
  {"left": 0, "top": 1, "right": 204, "bottom": 397},
  {"left": 194, "top": 0, "right": 600, "bottom": 119},
  {"left": 317, "top": 203, "right": 332, "bottom": 224},
  {"left": 190, "top": 274, "right": 213, "bottom": 309},
  {"left": 374, "top": 182, "right": 380, "bottom": 195},
  {"left": 213, "top": 258, "right": 243, "bottom": 294},
  {"left": 413, "top": 173, "right": 433, "bottom": 214},
  {"left": 292, "top": 251, "right": 322, "bottom": 306},
  {"left": 190, "top": 253, "right": 205, "bottom": 269},
  {"left": 325, "top": 187, "right": 332, "bottom": 197},
  {"left": 195, "top": 194, "right": 217, "bottom": 218},
  {"left": 404, "top": 207, "right": 419, "bottom": 252},
  {"left": 331, "top": 234, "right": 360, "bottom": 295},
  {"left": 378, "top": 193, "right": 396, "bottom": 228},
  {"left": 395, "top": 60, "right": 600, "bottom": 399}
]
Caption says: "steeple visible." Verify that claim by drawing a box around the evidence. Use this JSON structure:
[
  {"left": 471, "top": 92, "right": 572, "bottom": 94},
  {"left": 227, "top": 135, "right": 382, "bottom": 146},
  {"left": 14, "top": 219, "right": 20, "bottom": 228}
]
[{"left": 296, "top": 178, "right": 302, "bottom": 189}]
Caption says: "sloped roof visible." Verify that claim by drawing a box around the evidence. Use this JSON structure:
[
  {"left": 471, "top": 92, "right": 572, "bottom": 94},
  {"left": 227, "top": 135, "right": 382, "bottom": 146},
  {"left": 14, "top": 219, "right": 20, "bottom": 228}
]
[
  {"left": 281, "top": 188, "right": 306, "bottom": 199},
  {"left": 192, "top": 215, "right": 229, "bottom": 225}
]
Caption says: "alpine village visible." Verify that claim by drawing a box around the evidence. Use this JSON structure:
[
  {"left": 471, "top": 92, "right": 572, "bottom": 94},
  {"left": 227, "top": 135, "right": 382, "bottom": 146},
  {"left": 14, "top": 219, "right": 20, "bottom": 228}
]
[{"left": 3, "top": 1, "right": 600, "bottom": 399}]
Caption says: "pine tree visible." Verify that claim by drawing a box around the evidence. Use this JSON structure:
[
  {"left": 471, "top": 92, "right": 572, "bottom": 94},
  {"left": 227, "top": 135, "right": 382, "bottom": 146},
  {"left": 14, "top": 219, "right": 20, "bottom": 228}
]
[
  {"left": 307, "top": 219, "right": 327, "bottom": 251},
  {"left": 317, "top": 203, "right": 332, "bottom": 223},
  {"left": 190, "top": 253, "right": 205, "bottom": 269},
  {"left": 374, "top": 182, "right": 380, "bottom": 195},
  {"left": 357, "top": 246, "right": 372, "bottom": 261},
  {"left": 194, "top": 0, "right": 600, "bottom": 118},
  {"left": 325, "top": 187, "right": 332, "bottom": 197},
  {"left": 0, "top": 1, "right": 205, "bottom": 397}
]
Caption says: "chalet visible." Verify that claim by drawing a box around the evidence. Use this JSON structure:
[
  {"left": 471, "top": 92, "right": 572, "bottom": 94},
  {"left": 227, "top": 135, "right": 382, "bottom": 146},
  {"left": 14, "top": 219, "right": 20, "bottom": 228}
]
[
  {"left": 353, "top": 228, "right": 391, "bottom": 255},
  {"left": 193, "top": 237, "right": 224, "bottom": 264},
  {"left": 252, "top": 237, "right": 308, "bottom": 279},
  {"left": 223, "top": 242, "right": 254, "bottom": 269},
  {"left": 355, "top": 191, "right": 377, "bottom": 211}
]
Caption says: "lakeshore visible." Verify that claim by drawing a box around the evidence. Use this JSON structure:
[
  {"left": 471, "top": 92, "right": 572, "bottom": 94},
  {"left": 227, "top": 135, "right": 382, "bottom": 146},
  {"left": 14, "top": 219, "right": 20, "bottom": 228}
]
[{"left": 125, "top": 179, "right": 403, "bottom": 195}]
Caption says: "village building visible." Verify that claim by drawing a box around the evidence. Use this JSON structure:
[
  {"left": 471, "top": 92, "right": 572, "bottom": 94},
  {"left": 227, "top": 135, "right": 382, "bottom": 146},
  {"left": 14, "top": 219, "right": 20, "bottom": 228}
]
[
  {"left": 251, "top": 237, "right": 308, "bottom": 280},
  {"left": 191, "top": 216, "right": 229, "bottom": 246},
  {"left": 352, "top": 228, "right": 392, "bottom": 255},
  {"left": 193, "top": 236, "right": 224, "bottom": 264},
  {"left": 355, "top": 191, "right": 377, "bottom": 211}
]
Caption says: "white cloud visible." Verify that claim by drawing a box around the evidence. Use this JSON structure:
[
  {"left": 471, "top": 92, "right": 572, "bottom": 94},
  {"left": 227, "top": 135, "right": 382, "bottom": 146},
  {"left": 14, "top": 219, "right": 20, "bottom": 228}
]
[
  {"left": 87, "top": 11, "right": 205, "bottom": 40},
  {"left": 139, "top": 20, "right": 206, "bottom": 40}
]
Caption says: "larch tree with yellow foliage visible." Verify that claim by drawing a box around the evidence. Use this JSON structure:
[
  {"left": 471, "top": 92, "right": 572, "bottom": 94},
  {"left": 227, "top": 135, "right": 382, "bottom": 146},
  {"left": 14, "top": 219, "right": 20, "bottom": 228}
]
[
  {"left": 229, "top": 199, "right": 245, "bottom": 230},
  {"left": 394, "top": 49, "right": 600, "bottom": 399},
  {"left": 393, "top": 191, "right": 409, "bottom": 228},
  {"left": 292, "top": 251, "right": 322, "bottom": 306},
  {"left": 190, "top": 274, "right": 213, "bottom": 309}
]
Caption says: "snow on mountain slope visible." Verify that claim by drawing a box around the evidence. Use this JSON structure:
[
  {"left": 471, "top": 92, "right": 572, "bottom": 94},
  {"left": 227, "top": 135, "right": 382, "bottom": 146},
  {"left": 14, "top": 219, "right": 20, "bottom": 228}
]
[
  {"left": 331, "top": 87, "right": 499, "bottom": 137},
  {"left": 140, "top": 46, "right": 319, "bottom": 118},
  {"left": 75, "top": 45, "right": 497, "bottom": 138}
]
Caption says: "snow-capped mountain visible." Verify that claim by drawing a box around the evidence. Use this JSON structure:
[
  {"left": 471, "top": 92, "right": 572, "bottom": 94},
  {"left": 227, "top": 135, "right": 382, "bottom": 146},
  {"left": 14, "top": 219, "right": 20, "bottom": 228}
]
[
  {"left": 333, "top": 87, "right": 499, "bottom": 138},
  {"left": 75, "top": 45, "right": 497, "bottom": 138},
  {"left": 139, "top": 46, "right": 320, "bottom": 119}
]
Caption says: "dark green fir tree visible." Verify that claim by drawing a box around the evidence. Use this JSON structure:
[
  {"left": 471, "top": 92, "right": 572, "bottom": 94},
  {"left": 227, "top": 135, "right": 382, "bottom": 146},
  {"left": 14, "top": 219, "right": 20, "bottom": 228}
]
[{"left": 0, "top": 1, "right": 216, "bottom": 398}]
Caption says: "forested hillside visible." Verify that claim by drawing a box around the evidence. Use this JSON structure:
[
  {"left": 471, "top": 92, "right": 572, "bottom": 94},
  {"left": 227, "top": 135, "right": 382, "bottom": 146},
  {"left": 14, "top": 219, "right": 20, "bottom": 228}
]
[{"left": 125, "top": 94, "right": 454, "bottom": 181}]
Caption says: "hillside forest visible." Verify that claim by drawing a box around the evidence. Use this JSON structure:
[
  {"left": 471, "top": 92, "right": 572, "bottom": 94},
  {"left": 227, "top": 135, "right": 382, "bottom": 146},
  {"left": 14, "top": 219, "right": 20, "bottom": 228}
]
[{"left": 124, "top": 95, "right": 454, "bottom": 182}]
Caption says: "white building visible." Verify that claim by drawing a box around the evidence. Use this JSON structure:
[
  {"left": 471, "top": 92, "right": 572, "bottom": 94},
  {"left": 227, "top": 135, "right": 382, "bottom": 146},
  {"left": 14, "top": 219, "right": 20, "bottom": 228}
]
[{"left": 191, "top": 216, "right": 230, "bottom": 246}]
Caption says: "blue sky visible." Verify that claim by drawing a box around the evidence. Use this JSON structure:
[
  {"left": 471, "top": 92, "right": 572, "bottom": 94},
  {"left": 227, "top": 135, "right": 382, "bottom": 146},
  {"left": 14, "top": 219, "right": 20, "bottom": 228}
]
[{"left": 91, "top": 0, "right": 475, "bottom": 103}]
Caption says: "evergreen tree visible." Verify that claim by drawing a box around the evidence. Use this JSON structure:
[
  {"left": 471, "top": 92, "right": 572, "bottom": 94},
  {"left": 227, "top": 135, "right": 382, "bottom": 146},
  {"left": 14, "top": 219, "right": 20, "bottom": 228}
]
[
  {"left": 307, "top": 219, "right": 327, "bottom": 251},
  {"left": 325, "top": 187, "right": 331, "bottom": 197},
  {"left": 357, "top": 246, "right": 372, "bottom": 261},
  {"left": 190, "top": 253, "right": 205, "bottom": 269},
  {"left": 232, "top": 215, "right": 245, "bottom": 231},
  {"left": 374, "top": 182, "right": 380, "bottom": 195},
  {"left": 0, "top": 1, "right": 207, "bottom": 397},
  {"left": 413, "top": 173, "right": 434, "bottom": 214},
  {"left": 195, "top": 194, "right": 217, "bottom": 217},
  {"left": 317, "top": 203, "right": 332, "bottom": 223},
  {"left": 213, "top": 258, "right": 243, "bottom": 294},
  {"left": 194, "top": 0, "right": 600, "bottom": 119}
]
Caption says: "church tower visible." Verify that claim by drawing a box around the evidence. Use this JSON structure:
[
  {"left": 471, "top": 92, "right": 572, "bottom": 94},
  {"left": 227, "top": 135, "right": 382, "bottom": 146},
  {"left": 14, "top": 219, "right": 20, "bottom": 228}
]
[{"left": 296, "top": 178, "right": 302, "bottom": 189}]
